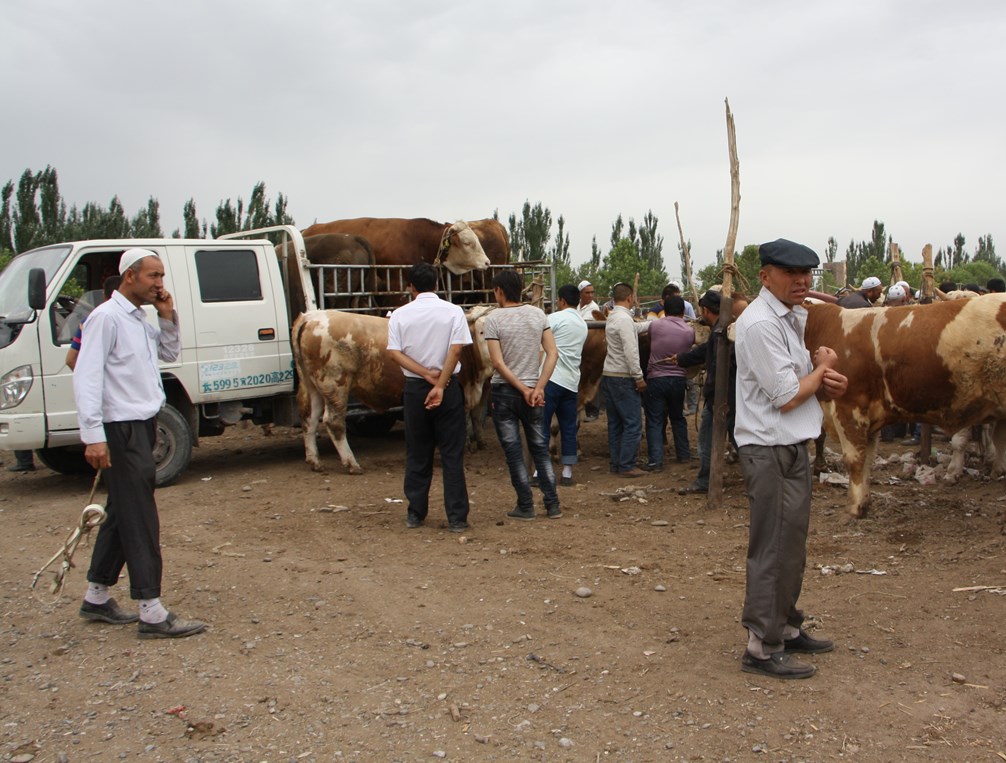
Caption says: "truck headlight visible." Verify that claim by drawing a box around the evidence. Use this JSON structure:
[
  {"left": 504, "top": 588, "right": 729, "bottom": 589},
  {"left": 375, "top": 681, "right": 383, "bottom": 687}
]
[{"left": 0, "top": 365, "right": 33, "bottom": 410}]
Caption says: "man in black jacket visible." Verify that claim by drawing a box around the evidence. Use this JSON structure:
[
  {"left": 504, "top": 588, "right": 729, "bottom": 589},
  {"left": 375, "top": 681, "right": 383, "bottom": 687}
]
[{"left": 672, "top": 290, "right": 737, "bottom": 495}]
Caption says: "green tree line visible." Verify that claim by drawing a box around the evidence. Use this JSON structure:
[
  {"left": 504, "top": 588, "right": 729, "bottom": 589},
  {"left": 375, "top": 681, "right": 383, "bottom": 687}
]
[{"left": 0, "top": 166, "right": 293, "bottom": 259}]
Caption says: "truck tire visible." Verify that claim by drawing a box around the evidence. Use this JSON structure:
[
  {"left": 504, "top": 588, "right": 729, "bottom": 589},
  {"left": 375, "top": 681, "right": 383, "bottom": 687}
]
[
  {"left": 346, "top": 413, "right": 397, "bottom": 437},
  {"left": 153, "top": 404, "right": 193, "bottom": 487},
  {"left": 35, "top": 445, "right": 94, "bottom": 477}
]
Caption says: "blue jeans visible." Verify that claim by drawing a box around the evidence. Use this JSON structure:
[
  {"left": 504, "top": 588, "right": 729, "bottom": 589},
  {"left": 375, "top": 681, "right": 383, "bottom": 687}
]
[
  {"left": 601, "top": 376, "right": 643, "bottom": 472},
  {"left": 643, "top": 375, "right": 689, "bottom": 466},
  {"left": 491, "top": 384, "right": 559, "bottom": 511},
  {"left": 542, "top": 381, "right": 578, "bottom": 465}
]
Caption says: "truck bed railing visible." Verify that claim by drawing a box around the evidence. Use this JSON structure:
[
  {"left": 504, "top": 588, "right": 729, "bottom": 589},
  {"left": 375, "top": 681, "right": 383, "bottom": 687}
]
[{"left": 309, "top": 261, "right": 557, "bottom": 315}]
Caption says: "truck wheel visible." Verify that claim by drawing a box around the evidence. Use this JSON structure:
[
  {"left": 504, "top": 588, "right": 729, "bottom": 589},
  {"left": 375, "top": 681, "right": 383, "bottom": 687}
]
[
  {"left": 35, "top": 446, "right": 94, "bottom": 477},
  {"left": 153, "top": 404, "right": 193, "bottom": 487},
  {"left": 346, "top": 413, "right": 397, "bottom": 437}
]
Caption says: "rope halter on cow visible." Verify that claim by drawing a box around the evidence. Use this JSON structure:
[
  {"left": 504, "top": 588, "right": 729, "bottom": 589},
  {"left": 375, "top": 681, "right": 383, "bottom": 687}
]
[
  {"left": 433, "top": 223, "right": 454, "bottom": 267},
  {"left": 31, "top": 470, "right": 106, "bottom": 601}
]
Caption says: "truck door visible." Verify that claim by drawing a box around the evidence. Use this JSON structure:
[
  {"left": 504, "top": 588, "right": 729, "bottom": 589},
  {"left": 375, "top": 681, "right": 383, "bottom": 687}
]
[{"left": 186, "top": 245, "right": 289, "bottom": 399}]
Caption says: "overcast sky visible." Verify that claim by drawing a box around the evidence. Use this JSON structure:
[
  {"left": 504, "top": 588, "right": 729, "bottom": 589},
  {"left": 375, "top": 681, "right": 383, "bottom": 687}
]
[{"left": 2, "top": 0, "right": 1003, "bottom": 277}]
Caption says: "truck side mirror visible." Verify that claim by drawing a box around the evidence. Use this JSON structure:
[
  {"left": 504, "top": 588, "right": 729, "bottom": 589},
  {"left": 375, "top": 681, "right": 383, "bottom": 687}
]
[{"left": 28, "top": 268, "right": 47, "bottom": 310}]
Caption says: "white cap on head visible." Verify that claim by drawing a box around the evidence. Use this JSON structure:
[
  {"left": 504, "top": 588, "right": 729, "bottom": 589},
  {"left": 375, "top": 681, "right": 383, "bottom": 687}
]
[
  {"left": 861, "top": 276, "right": 882, "bottom": 289},
  {"left": 577, "top": 280, "right": 592, "bottom": 291},
  {"left": 668, "top": 280, "right": 683, "bottom": 291},
  {"left": 119, "top": 247, "right": 158, "bottom": 275},
  {"left": 887, "top": 284, "right": 906, "bottom": 301},
  {"left": 896, "top": 280, "right": 910, "bottom": 291}
]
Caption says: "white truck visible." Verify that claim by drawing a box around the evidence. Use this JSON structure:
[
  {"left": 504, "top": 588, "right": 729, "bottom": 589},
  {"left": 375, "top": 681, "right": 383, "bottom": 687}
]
[
  {"left": 0, "top": 225, "right": 555, "bottom": 485},
  {"left": 0, "top": 226, "right": 318, "bottom": 485}
]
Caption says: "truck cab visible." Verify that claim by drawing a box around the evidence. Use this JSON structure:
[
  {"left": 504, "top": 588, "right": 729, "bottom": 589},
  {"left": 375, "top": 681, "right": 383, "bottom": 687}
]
[{"left": 0, "top": 227, "right": 309, "bottom": 484}]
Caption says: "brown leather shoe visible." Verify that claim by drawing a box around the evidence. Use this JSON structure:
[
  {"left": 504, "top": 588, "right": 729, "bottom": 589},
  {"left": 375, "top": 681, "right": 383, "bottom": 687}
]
[{"left": 619, "top": 468, "right": 646, "bottom": 478}]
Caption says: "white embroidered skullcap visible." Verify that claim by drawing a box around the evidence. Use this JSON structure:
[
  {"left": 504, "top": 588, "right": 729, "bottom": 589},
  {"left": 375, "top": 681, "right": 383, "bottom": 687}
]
[
  {"left": 887, "top": 284, "right": 906, "bottom": 300},
  {"left": 861, "top": 276, "right": 882, "bottom": 289},
  {"left": 119, "top": 248, "right": 158, "bottom": 275},
  {"left": 577, "top": 280, "right": 592, "bottom": 291}
]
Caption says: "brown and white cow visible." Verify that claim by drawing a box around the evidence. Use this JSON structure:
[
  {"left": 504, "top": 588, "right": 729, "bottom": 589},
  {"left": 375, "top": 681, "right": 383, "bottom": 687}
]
[
  {"left": 291, "top": 306, "right": 494, "bottom": 473},
  {"left": 301, "top": 218, "right": 490, "bottom": 276},
  {"left": 804, "top": 295, "right": 1006, "bottom": 517}
]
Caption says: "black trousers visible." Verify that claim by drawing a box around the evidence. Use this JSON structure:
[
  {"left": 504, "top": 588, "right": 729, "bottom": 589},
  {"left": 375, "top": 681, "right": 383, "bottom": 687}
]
[
  {"left": 402, "top": 377, "right": 469, "bottom": 524},
  {"left": 86, "top": 419, "right": 162, "bottom": 600}
]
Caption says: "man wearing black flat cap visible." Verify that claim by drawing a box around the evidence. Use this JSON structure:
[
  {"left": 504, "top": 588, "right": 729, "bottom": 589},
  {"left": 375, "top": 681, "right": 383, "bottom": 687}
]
[{"left": 733, "top": 239, "right": 848, "bottom": 679}]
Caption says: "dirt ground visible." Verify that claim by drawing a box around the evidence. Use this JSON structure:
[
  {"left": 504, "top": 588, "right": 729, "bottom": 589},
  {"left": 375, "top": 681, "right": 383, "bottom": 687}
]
[{"left": 1, "top": 417, "right": 1005, "bottom": 763}]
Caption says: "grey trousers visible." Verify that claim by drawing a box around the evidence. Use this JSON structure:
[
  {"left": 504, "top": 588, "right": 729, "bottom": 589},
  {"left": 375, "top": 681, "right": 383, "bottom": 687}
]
[{"left": 738, "top": 443, "right": 811, "bottom": 652}]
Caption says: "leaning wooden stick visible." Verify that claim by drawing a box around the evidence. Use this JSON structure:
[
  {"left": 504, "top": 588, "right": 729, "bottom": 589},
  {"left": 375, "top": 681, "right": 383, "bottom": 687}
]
[
  {"left": 708, "top": 98, "right": 741, "bottom": 509},
  {"left": 674, "top": 202, "right": 701, "bottom": 306}
]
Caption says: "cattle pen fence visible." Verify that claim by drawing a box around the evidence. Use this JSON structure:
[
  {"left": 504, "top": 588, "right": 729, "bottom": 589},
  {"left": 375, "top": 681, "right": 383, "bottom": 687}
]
[{"left": 307, "top": 261, "right": 557, "bottom": 315}]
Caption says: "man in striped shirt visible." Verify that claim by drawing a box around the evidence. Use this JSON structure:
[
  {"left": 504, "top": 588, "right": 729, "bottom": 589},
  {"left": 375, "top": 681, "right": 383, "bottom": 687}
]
[{"left": 734, "top": 239, "right": 848, "bottom": 680}]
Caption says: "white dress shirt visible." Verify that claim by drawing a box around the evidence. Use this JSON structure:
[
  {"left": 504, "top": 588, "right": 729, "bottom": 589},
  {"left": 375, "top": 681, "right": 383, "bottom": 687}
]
[
  {"left": 733, "top": 286, "right": 823, "bottom": 447},
  {"left": 74, "top": 291, "right": 181, "bottom": 444},
  {"left": 387, "top": 292, "right": 471, "bottom": 377}
]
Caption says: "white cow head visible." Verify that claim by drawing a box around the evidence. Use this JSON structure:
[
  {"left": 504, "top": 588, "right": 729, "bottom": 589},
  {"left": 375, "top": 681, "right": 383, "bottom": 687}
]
[{"left": 442, "top": 220, "right": 490, "bottom": 275}]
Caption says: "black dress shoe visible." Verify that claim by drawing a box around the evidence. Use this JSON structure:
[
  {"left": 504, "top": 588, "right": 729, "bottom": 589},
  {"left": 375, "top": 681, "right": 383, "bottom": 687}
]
[
  {"left": 741, "top": 651, "right": 816, "bottom": 679},
  {"left": 79, "top": 597, "right": 139, "bottom": 624},
  {"left": 546, "top": 504, "right": 563, "bottom": 519},
  {"left": 507, "top": 507, "right": 535, "bottom": 521},
  {"left": 784, "top": 630, "right": 835, "bottom": 654},
  {"left": 677, "top": 484, "right": 707, "bottom": 495},
  {"left": 137, "top": 612, "right": 207, "bottom": 640},
  {"left": 448, "top": 521, "right": 470, "bottom": 533},
  {"left": 406, "top": 512, "right": 424, "bottom": 529},
  {"left": 8, "top": 463, "right": 35, "bottom": 472},
  {"left": 559, "top": 476, "right": 574, "bottom": 487}
]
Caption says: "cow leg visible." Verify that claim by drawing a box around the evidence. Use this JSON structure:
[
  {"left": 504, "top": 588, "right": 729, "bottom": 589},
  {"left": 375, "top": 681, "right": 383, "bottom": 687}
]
[
  {"left": 981, "top": 421, "right": 996, "bottom": 467},
  {"left": 813, "top": 430, "right": 827, "bottom": 473},
  {"left": 989, "top": 419, "right": 1006, "bottom": 478},
  {"left": 832, "top": 417, "right": 874, "bottom": 518},
  {"left": 944, "top": 427, "right": 970, "bottom": 484},
  {"left": 467, "top": 395, "right": 489, "bottom": 451},
  {"left": 297, "top": 382, "right": 325, "bottom": 472},
  {"left": 318, "top": 390, "right": 363, "bottom": 474}
]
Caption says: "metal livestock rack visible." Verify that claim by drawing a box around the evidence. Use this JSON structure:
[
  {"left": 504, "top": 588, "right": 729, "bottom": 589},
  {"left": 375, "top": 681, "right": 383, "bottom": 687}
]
[{"left": 306, "top": 260, "right": 557, "bottom": 315}]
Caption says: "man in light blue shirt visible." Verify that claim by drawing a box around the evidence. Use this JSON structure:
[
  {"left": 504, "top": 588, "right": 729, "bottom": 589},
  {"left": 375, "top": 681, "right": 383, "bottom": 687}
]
[
  {"left": 536, "top": 284, "right": 588, "bottom": 486},
  {"left": 734, "top": 239, "right": 847, "bottom": 680},
  {"left": 74, "top": 248, "right": 205, "bottom": 640}
]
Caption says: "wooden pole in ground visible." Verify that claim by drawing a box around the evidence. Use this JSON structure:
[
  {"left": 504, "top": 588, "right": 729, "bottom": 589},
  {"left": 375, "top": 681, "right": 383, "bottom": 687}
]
[
  {"left": 707, "top": 99, "right": 740, "bottom": 509},
  {"left": 674, "top": 202, "right": 701, "bottom": 307},
  {"left": 917, "top": 244, "right": 935, "bottom": 463}
]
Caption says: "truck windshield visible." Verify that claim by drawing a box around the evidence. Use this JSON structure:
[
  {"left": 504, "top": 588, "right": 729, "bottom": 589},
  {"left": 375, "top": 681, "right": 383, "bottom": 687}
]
[{"left": 0, "top": 245, "right": 71, "bottom": 348}]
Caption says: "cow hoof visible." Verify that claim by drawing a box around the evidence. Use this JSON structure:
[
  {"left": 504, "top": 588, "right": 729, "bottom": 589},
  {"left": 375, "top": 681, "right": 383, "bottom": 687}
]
[
  {"left": 347, "top": 465, "right": 364, "bottom": 475},
  {"left": 308, "top": 462, "right": 324, "bottom": 473}
]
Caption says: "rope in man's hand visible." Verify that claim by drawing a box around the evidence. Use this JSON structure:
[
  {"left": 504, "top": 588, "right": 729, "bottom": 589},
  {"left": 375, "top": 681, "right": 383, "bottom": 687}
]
[{"left": 31, "top": 470, "right": 105, "bottom": 602}]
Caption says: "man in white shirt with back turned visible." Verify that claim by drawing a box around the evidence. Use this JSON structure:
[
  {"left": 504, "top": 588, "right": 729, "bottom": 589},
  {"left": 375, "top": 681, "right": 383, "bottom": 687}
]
[{"left": 387, "top": 262, "right": 473, "bottom": 532}]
